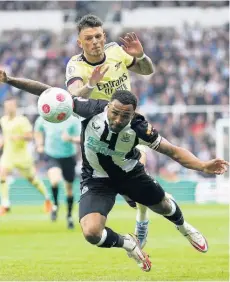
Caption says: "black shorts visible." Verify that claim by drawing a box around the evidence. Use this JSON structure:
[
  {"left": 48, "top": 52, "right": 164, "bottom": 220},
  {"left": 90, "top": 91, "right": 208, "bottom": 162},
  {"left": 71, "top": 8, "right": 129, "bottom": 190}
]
[
  {"left": 79, "top": 168, "right": 165, "bottom": 221},
  {"left": 44, "top": 154, "right": 76, "bottom": 183}
]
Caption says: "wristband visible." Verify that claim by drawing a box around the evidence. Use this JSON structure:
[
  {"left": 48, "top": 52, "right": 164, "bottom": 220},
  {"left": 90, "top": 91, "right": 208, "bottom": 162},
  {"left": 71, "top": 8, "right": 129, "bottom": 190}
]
[
  {"left": 86, "top": 82, "right": 95, "bottom": 89},
  {"left": 137, "top": 53, "right": 146, "bottom": 60}
]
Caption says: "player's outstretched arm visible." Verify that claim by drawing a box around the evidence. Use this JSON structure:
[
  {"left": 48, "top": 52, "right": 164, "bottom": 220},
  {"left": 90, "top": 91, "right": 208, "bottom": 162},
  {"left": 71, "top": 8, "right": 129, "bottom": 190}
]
[
  {"left": 119, "top": 32, "right": 154, "bottom": 75},
  {"left": 157, "top": 137, "right": 229, "bottom": 175},
  {"left": 0, "top": 70, "right": 51, "bottom": 96}
]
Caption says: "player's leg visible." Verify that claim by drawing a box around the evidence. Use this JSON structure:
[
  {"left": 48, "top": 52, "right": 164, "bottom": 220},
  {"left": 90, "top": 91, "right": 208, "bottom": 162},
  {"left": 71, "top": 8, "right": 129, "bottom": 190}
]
[
  {"left": 124, "top": 171, "right": 208, "bottom": 253},
  {"left": 61, "top": 156, "right": 76, "bottom": 229},
  {"left": 0, "top": 163, "right": 12, "bottom": 215},
  {"left": 79, "top": 178, "right": 151, "bottom": 272},
  {"left": 149, "top": 195, "right": 208, "bottom": 253},
  {"left": 18, "top": 164, "right": 52, "bottom": 213},
  {"left": 134, "top": 145, "right": 149, "bottom": 248},
  {"left": 47, "top": 166, "right": 62, "bottom": 220}
]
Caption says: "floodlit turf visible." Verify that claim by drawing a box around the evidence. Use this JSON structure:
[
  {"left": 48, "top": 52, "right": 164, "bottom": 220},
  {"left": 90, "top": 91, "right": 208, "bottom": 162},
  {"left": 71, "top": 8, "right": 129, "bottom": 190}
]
[{"left": 0, "top": 204, "right": 228, "bottom": 281}]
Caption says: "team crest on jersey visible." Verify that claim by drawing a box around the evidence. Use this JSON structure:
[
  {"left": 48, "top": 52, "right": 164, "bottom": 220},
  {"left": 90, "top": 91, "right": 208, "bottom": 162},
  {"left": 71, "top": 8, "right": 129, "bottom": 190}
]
[
  {"left": 121, "top": 133, "right": 131, "bottom": 142},
  {"left": 92, "top": 121, "right": 100, "bottom": 131},
  {"left": 68, "top": 66, "right": 75, "bottom": 75},
  {"left": 115, "top": 61, "right": 122, "bottom": 71}
]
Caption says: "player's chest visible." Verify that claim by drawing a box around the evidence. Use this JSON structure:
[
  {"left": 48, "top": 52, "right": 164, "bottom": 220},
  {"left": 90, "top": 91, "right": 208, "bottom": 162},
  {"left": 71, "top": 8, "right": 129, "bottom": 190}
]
[
  {"left": 85, "top": 118, "right": 136, "bottom": 155},
  {"left": 84, "top": 58, "right": 126, "bottom": 79},
  {"left": 2, "top": 120, "right": 21, "bottom": 135}
]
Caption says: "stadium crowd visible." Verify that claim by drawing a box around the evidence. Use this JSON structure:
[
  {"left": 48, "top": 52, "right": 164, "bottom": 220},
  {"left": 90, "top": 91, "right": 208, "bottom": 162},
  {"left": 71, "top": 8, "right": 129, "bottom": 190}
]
[
  {"left": 0, "top": 1, "right": 228, "bottom": 10},
  {"left": 0, "top": 23, "right": 228, "bottom": 179}
]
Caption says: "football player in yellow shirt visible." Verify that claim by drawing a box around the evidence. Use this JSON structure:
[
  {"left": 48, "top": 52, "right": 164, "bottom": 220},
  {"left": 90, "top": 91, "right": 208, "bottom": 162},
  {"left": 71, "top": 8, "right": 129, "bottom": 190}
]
[
  {"left": 66, "top": 14, "right": 154, "bottom": 248},
  {"left": 0, "top": 14, "right": 155, "bottom": 248},
  {"left": 0, "top": 96, "right": 52, "bottom": 215}
]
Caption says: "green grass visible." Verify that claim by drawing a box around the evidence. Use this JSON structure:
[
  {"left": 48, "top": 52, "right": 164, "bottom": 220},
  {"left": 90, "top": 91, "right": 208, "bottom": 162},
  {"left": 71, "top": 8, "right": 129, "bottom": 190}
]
[{"left": 0, "top": 204, "right": 228, "bottom": 281}]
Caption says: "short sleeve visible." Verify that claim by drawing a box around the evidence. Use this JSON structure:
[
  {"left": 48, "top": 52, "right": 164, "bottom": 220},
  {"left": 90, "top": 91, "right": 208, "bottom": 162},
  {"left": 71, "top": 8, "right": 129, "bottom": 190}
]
[
  {"left": 65, "top": 56, "right": 84, "bottom": 87},
  {"left": 131, "top": 114, "right": 162, "bottom": 150},
  {"left": 118, "top": 45, "right": 136, "bottom": 68},
  {"left": 73, "top": 97, "right": 108, "bottom": 119},
  {"left": 34, "top": 116, "right": 44, "bottom": 132},
  {"left": 68, "top": 118, "right": 81, "bottom": 136}
]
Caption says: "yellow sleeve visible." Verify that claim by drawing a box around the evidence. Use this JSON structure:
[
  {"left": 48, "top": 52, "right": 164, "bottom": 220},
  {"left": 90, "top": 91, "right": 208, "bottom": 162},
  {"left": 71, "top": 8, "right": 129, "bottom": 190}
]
[
  {"left": 20, "top": 116, "right": 32, "bottom": 132},
  {"left": 65, "top": 56, "right": 84, "bottom": 87},
  {"left": 117, "top": 45, "right": 136, "bottom": 68}
]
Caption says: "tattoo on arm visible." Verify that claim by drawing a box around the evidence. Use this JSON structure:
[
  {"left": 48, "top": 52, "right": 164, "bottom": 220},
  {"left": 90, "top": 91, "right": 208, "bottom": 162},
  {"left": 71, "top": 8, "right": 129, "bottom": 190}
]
[
  {"left": 129, "top": 56, "right": 155, "bottom": 75},
  {"left": 7, "top": 76, "right": 51, "bottom": 96}
]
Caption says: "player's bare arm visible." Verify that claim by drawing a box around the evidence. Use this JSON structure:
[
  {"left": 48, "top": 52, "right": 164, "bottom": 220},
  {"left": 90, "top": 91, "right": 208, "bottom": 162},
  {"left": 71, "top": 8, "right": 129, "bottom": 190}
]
[
  {"left": 61, "top": 132, "right": 80, "bottom": 143},
  {"left": 0, "top": 70, "right": 51, "bottom": 96},
  {"left": 11, "top": 132, "right": 33, "bottom": 141},
  {"left": 119, "top": 32, "right": 154, "bottom": 75},
  {"left": 68, "top": 65, "right": 109, "bottom": 98},
  {"left": 157, "top": 137, "right": 229, "bottom": 175},
  {"left": 34, "top": 131, "right": 44, "bottom": 153}
]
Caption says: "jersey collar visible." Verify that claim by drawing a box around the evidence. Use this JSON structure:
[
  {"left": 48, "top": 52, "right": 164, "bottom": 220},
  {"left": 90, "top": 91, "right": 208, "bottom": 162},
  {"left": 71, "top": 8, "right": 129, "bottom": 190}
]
[{"left": 81, "top": 53, "right": 106, "bottom": 66}]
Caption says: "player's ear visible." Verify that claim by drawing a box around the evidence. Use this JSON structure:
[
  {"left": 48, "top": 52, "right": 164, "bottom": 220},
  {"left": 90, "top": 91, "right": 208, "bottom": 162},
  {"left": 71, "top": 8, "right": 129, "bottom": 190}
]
[
  {"left": 77, "top": 39, "right": 82, "bottom": 49},
  {"left": 103, "top": 32, "right": 106, "bottom": 43}
]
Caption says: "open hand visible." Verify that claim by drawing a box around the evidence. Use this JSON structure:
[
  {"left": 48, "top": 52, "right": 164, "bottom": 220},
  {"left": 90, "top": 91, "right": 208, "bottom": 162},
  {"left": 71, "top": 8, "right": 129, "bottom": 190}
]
[
  {"left": 203, "top": 158, "right": 229, "bottom": 175},
  {"left": 36, "top": 145, "right": 44, "bottom": 154},
  {"left": 89, "top": 64, "right": 109, "bottom": 87},
  {"left": 119, "top": 32, "right": 144, "bottom": 58}
]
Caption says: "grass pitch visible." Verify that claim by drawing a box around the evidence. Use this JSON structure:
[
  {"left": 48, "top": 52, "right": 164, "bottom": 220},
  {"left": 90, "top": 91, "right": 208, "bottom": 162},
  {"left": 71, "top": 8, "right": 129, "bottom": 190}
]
[{"left": 0, "top": 204, "right": 228, "bottom": 281}]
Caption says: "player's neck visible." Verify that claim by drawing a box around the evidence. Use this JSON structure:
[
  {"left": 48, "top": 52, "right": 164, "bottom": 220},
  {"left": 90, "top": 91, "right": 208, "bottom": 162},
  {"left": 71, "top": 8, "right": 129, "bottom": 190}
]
[
  {"left": 83, "top": 52, "right": 105, "bottom": 64},
  {"left": 7, "top": 113, "right": 16, "bottom": 120}
]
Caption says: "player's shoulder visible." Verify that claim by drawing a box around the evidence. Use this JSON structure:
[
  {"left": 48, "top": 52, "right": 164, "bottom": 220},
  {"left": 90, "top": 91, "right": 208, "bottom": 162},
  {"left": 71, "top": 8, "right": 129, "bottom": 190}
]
[
  {"left": 0, "top": 115, "right": 6, "bottom": 122},
  {"left": 131, "top": 114, "right": 156, "bottom": 139},
  {"left": 17, "top": 115, "right": 31, "bottom": 124},
  {"left": 131, "top": 113, "right": 147, "bottom": 129},
  {"left": 104, "top": 42, "right": 119, "bottom": 51},
  {"left": 67, "top": 54, "right": 85, "bottom": 65},
  {"left": 35, "top": 115, "right": 43, "bottom": 123}
]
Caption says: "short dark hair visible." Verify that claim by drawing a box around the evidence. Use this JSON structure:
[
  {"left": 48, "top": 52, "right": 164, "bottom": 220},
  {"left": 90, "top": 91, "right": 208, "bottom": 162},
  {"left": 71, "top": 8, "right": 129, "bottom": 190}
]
[
  {"left": 77, "top": 14, "right": 103, "bottom": 34},
  {"left": 111, "top": 90, "right": 137, "bottom": 110}
]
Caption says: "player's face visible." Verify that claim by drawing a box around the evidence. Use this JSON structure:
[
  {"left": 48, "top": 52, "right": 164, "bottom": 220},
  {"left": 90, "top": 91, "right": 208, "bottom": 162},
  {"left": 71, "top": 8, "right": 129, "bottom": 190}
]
[
  {"left": 78, "top": 27, "right": 106, "bottom": 58},
  {"left": 107, "top": 100, "right": 135, "bottom": 133},
  {"left": 4, "top": 99, "right": 17, "bottom": 115}
]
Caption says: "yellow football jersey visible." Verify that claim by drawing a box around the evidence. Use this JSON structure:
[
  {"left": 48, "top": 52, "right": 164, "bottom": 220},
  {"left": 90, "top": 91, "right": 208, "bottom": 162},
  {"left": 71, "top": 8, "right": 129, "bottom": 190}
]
[
  {"left": 65, "top": 42, "right": 135, "bottom": 101},
  {"left": 0, "top": 115, "right": 32, "bottom": 157}
]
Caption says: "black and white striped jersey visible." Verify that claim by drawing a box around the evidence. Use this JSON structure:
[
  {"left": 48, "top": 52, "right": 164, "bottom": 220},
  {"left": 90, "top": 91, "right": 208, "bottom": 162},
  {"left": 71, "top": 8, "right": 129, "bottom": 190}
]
[{"left": 73, "top": 97, "right": 162, "bottom": 180}]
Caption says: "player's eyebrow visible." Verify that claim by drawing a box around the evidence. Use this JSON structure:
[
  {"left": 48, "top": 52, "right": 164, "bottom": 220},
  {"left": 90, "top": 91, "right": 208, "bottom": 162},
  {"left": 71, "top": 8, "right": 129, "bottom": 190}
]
[
  {"left": 112, "top": 109, "right": 132, "bottom": 116},
  {"left": 84, "top": 32, "right": 102, "bottom": 38}
]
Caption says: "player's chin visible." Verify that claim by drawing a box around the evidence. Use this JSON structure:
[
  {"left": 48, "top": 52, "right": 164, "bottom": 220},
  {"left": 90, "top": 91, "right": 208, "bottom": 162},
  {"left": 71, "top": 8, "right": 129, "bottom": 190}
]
[
  {"left": 92, "top": 50, "right": 103, "bottom": 56},
  {"left": 111, "top": 126, "right": 122, "bottom": 133}
]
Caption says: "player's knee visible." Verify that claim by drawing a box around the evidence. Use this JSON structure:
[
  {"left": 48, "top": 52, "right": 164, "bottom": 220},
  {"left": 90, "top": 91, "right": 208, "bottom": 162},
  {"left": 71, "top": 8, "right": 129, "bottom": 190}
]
[
  {"left": 149, "top": 196, "right": 172, "bottom": 215},
  {"left": 158, "top": 196, "right": 173, "bottom": 214},
  {"left": 82, "top": 225, "right": 102, "bottom": 245}
]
